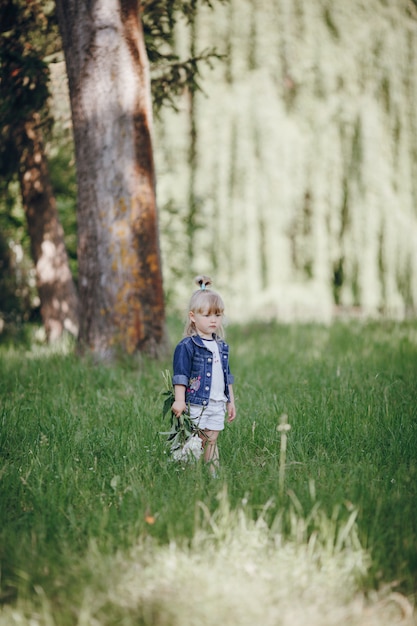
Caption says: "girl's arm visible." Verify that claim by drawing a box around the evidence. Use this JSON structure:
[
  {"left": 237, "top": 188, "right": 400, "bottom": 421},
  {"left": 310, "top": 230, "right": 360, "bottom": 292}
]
[
  {"left": 172, "top": 384, "right": 187, "bottom": 418},
  {"left": 227, "top": 384, "right": 236, "bottom": 422}
]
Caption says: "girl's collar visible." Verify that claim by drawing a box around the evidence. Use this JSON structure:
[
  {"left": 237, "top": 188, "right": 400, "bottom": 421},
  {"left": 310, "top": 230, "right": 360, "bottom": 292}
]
[{"left": 190, "top": 333, "right": 218, "bottom": 346}]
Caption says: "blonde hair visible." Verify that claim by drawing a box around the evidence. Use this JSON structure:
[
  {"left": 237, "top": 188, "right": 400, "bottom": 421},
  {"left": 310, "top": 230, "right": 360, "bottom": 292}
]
[{"left": 184, "top": 275, "right": 226, "bottom": 338}]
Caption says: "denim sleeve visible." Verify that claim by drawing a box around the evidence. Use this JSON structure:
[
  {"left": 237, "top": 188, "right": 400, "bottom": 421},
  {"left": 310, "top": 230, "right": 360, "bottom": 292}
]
[
  {"left": 223, "top": 341, "right": 234, "bottom": 385},
  {"left": 227, "top": 361, "right": 234, "bottom": 385},
  {"left": 172, "top": 340, "right": 192, "bottom": 387}
]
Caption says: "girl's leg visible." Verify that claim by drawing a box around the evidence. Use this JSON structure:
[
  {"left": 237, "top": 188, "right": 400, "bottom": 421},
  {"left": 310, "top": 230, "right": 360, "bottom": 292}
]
[{"left": 203, "top": 429, "right": 220, "bottom": 474}]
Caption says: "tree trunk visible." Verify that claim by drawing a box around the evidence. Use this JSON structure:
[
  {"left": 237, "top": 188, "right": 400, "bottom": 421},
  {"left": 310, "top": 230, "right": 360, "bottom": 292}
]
[
  {"left": 55, "top": 0, "right": 168, "bottom": 359},
  {"left": 17, "top": 114, "right": 79, "bottom": 341}
]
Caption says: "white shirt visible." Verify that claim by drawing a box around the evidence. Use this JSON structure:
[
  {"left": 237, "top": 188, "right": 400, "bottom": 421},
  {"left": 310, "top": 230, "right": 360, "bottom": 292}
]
[{"left": 202, "top": 339, "right": 227, "bottom": 402}]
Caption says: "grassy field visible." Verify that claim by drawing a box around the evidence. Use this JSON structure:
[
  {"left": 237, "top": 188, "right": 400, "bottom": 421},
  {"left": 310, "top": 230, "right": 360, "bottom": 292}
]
[{"left": 0, "top": 319, "right": 416, "bottom": 625}]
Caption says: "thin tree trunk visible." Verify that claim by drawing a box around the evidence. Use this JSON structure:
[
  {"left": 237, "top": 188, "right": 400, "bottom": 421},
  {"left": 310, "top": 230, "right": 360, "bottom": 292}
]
[
  {"left": 18, "top": 113, "right": 79, "bottom": 341},
  {"left": 56, "top": 0, "right": 168, "bottom": 359},
  {"left": 186, "top": 3, "right": 198, "bottom": 265}
]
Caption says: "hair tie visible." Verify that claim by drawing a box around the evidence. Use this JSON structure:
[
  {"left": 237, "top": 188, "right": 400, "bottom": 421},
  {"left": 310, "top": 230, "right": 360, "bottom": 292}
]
[{"left": 195, "top": 275, "right": 212, "bottom": 290}]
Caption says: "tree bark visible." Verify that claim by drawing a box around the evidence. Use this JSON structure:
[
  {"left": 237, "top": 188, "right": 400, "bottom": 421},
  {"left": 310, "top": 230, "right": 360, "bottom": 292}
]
[
  {"left": 17, "top": 114, "right": 79, "bottom": 341},
  {"left": 55, "top": 0, "right": 168, "bottom": 359}
]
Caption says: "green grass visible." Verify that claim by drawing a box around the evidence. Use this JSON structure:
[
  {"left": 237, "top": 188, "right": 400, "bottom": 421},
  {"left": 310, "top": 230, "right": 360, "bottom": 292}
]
[{"left": 0, "top": 320, "right": 416, "bottom": 624}]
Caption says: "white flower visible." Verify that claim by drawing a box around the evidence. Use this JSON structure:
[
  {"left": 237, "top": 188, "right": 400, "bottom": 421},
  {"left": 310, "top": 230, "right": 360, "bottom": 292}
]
[{"left": 171, "top": 434, "right": 203, "bottom": 462}]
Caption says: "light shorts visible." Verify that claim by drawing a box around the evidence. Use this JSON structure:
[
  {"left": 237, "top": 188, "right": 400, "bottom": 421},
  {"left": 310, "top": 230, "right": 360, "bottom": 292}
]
[{"left": 189, "top": 399, "right": 227, "bottom": 431}]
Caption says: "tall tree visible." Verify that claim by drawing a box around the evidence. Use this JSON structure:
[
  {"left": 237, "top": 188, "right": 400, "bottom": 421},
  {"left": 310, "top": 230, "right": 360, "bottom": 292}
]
[
  {"left": 55, "top": 0, "right": 168, "bottom": 358},
  {"left": 16, "top": 113, "right": 79, "bottom": 340},
  {"left": 0, "top": 0, "right": 79, "bottom": 340}
]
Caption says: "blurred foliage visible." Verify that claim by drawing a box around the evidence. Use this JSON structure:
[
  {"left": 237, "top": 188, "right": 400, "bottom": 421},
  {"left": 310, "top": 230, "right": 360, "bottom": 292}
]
[
  {"left": 48, "top": 139, "right": 78, "bottom": 279},
  {"left": 143, "top": 0, "right": 226, "bottom": 112},
  {"left": 0, "top": 0, "right": 59, "bottom": 181},
  {"left": 0, "top": 0, "right": 60, "bottom": 326},
  {"left": 0, "top": 205, "right": 39, "bottom": 331}
]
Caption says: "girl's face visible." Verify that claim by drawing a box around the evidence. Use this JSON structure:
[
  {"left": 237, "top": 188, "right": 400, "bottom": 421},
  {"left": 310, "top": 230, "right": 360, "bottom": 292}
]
[{"left": 189, "top": 308, "right": 223, "bottom": 339}]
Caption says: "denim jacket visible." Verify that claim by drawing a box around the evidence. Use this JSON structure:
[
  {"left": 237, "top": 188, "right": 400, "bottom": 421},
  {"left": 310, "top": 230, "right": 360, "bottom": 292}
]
[{"left": 172, "top": 334, "right": 234, "bottom": 407}]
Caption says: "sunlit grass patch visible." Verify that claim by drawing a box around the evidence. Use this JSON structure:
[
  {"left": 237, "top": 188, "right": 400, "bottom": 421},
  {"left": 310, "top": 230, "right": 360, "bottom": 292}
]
[
  {"left": 2, "top": 489, "right": 413, "bottom": 626},
  {"left": 106, "top": 492, "right": 406, "bottom": 626}
]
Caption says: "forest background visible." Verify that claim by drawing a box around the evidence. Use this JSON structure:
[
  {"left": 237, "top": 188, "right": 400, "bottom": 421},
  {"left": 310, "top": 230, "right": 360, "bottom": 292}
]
[
  {"left": 1, "top": 1, "right": 417, "bottom": 623},
  {"left": 1, "top": 0, "right": 417, "bottom": 334}
]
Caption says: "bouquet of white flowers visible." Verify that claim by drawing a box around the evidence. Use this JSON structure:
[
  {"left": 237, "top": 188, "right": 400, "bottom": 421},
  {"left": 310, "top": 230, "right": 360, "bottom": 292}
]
[{"left": 160, "top": 370, "right": 206, "bottom": 463}]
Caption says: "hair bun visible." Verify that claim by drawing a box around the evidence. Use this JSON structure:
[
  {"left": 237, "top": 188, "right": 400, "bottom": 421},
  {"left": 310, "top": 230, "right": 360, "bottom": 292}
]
[{"left": 194, "top": 275, "right": 212, "bottom": 289}]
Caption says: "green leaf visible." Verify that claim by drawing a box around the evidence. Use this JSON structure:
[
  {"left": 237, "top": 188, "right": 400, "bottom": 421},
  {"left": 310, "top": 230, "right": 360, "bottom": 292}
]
[{"left": 162, "top": 395, "right": 174, "bottom": 419}]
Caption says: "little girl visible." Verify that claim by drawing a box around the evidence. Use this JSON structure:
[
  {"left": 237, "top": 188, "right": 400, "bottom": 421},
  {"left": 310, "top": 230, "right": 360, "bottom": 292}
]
[{"left": 172, "top": 275, "right": 236, "bottom": 474}]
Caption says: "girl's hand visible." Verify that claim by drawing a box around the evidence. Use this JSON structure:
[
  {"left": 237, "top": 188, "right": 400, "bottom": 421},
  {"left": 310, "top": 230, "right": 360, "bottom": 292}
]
[
  {"left": 227, "top": 401, "right": 236, "bottom": 422},
  {"left": 172, "top": 384, "right": 186, "bottom": 418},
  {"left": 172, "top": 400, "right": 187, "bottom": 418}
]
